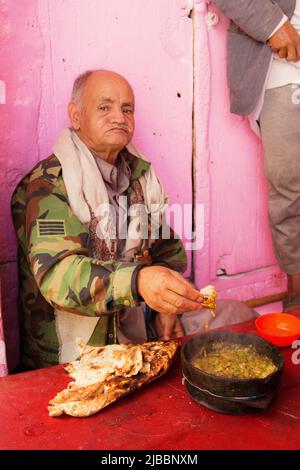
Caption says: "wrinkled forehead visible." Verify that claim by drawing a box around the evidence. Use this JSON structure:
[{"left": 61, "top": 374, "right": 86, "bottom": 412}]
[{"left": 83, "top": 72, "right": 135, "bottom": 105}]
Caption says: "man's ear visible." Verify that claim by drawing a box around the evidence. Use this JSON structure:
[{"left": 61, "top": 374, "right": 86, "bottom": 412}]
[{"left": 68, "top": 101, "right": 81, "bottom": 130}]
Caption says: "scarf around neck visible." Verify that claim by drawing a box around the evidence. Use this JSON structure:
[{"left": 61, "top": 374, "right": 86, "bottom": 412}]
[{"left": 53, "top": 128, "right": 168, "bottom": 261}]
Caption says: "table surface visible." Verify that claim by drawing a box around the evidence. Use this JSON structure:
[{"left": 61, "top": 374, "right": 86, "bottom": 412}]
[{"left": 1, "top": 315, "right": 300, "bottom": 450}]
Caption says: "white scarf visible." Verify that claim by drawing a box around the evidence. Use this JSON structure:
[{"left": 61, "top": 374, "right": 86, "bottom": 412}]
[{"left": 53, "top": 128, "right": 168, "bottom": 261}]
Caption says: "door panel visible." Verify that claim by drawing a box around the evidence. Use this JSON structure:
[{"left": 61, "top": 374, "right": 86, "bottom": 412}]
[{"left": 193, "top": 3, "right": 286, "bottom": 300}]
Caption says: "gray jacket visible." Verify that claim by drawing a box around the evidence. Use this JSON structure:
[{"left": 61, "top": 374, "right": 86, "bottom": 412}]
[{"left": 213, "top": 0, "right": 296, "bottom": 116}]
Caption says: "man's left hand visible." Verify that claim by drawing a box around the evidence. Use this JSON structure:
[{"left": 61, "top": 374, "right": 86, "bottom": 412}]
[{"left": 154, "top": 313, "right": 185, "bottom": 341}]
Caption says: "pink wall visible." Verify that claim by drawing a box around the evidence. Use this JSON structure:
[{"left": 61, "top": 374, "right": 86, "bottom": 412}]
[
  {"left": 193, "top": 1, "right": 286, "bottom": 301},
  {"left": 0, "top": 0, "right": 285, "bottom": 371},
  {"left": 0, "top": 0, "right": 44, "bottom": 370}
]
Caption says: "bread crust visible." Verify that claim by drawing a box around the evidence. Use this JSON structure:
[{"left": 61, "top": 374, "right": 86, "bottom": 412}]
[{"left": 48, "top": 340, "right": 179, "bottom": 417}]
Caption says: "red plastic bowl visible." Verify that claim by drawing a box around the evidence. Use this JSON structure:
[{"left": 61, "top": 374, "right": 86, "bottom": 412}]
[{"left": 255, "top": 313, "right": 300, "bottom": 347}]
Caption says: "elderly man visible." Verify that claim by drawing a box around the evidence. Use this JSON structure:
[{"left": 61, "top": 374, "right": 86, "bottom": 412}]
[
  {"left": 12, "top": 70, "right": 256, "bottom": 370},
  {"left": 213, "top": 0, "right": 300, "bottom": 310}
]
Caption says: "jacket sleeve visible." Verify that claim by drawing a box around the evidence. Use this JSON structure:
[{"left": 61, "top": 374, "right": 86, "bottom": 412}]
[
  {"left": 212, "top": 0, "right": 286, "bottom": 42},
  {"left": 25, "top": 177, "right": 144, "bottom": 316}
]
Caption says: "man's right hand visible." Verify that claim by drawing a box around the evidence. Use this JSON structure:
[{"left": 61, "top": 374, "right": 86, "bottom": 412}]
[
  {"left": 268, "top": 20, "right": 300, "bottom": 62},
  {"left": 137, "top": 265, "right": 203, "bottom": 315}
]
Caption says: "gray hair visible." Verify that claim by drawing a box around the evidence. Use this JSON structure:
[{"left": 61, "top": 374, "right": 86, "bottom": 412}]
[{"left": 71, "top": 69, "right": 102, "bottom": 107}]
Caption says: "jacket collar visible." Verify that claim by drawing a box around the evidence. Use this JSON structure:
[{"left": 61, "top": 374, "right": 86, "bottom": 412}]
[{"left": 31, "top": 143, "right": 151, "bottom": 186}]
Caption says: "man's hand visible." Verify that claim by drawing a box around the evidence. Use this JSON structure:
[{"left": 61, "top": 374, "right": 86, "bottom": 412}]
[
  {"left": 137, "top": 265, "right": 203, "bottom": 315},
  {"left": 268, "top": 20, "right": 300, "bottom": 62},
  {"left": 155, "top": 313, "right": 185, "bottom": 341}
]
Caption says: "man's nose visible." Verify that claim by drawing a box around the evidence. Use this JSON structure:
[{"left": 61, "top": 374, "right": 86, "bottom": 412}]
[{"left": 110, "top": 108, "right": 126, "bottom": 123}]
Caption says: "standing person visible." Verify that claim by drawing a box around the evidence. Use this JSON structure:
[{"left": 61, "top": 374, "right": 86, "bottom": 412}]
[{"left": 212, "top": 0, "right": 300, "bottom": 310}]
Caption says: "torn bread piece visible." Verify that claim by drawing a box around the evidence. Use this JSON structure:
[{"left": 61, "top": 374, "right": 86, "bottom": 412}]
[
  {"left": 199, "top": 285, "right": 217, "bottom": 318},
  {"left": 48, "top": 340, "right": 179, "bottom": 417}
]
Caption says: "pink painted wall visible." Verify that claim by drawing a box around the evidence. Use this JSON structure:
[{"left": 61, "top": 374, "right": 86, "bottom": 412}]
[
  {"left": 0, "top": 0, "right": 44, "bottom": 371},
  {"left": 193, "top": 1, "right": 286, "bottom": 301}
]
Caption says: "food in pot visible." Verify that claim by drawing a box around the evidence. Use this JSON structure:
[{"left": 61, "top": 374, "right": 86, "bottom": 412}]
[{"left": 191, "top": 342, "right": 277, "bottom": 379}]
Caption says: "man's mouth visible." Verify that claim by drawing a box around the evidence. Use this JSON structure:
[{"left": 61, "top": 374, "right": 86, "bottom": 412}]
[{"left": 108, "top": 127, "right": 129, "bottom": 134}]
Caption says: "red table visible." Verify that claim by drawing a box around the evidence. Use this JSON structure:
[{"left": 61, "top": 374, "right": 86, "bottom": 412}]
[{"left": 1, "top": 316, "right": 300, "bottom": 450}]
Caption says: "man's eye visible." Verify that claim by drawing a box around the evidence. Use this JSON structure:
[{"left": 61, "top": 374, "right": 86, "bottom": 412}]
[
  {"left": 98, "top": 106, "right": 109, "bottom": 112},
  {"left": 123, "top": 108, "right": 133, "bottom": 114}
]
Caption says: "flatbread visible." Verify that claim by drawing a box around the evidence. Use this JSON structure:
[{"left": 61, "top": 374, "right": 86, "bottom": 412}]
[
  {"left": 199, "top": 285, "right": 217, "bottom": 315},
  {"left": 48, "top": 340, "right": 179, "bottom": 417}
]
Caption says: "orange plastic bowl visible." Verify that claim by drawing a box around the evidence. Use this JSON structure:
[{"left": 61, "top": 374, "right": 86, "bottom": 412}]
[{"left": 255, "top": 313, "right": 300, "bottom": 347}]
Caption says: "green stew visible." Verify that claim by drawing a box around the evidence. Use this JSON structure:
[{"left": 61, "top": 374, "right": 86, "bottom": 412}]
[{"left": 191, "top": 342, "right": 277, "bottom": 379}]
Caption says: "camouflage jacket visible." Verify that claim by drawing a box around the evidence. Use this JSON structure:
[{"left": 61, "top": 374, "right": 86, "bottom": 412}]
[{"left": 11, "top": 152, "right": 187, "bottom": 369}]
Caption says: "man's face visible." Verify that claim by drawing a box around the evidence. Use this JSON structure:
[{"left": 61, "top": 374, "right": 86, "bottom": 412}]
[{"left": 71, "top": 72, "right": 135, "bottom": 155}]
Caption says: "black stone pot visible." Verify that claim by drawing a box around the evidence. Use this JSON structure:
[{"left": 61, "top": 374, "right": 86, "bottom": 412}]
[{"left": 181, "top": 330, "right": 284, "bottom": 415}]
